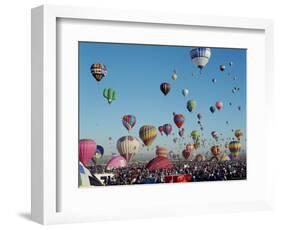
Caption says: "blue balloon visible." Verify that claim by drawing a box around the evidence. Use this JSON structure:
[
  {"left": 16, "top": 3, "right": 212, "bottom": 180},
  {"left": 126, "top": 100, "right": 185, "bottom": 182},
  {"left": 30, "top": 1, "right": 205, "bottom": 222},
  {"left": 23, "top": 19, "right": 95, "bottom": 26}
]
[{"left": 96, "top": 145, "right": 104, "bottom": 158}]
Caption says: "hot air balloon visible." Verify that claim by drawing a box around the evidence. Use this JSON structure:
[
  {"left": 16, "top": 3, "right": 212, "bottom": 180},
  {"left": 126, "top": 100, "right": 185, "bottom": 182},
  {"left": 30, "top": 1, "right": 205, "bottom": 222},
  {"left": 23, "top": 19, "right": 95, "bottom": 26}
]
[
  {"left": 173, "top": 137, "right": 178, "bottom": 143},
  {"left": 197, "top": 113, "right": 202, "bottom": 120},
  {"left": 106, "top": 155, "right": 128, "bottom": 170},
  {"left": 146, "top": 156, "right": 173, "bottom": 171},
  {"left": 229, "top": 61, "right": 233, "bottom": 67},
  {"left": 211, "top": 131, "right": 219, "bottom": 141},
  {"left": 173, "top": 113, "right": 185, "bottom": 129},
  {"left": 103, "top": 88, "right": 117, "bottom": 104},
  {"left": 158, "top": 126, "right": 164, "bottom": 136},
  {"left": 90, "top": 63, "right": 107, "bottom": 82},
  {"left": 211, "top": 145, "right": 221, "bottom": 157},
  {"left": 190, "top": 48, "right": 211, "bottom": 72},
  {"left": 139, "top": 125, "right": 157, "bottom": 146},
  {"left": 191, "top": 130, "right": 200, "bottom": 143},
  {"left": 194, "top": 154, "right": 204, "bottom": 162},
  {"left": 79, "top": 139, "right": 97, "bottom": 166},
  {"left": 238, "top": 106, "right": 241, "bottom": 111},
  {"left": 234, "top": 129, "right": 243, "bottom": 141},
  {"left": 163, "top": 124, "right": 173, "bottom": 136},
  {"left": 182, "top": 88, "right": 189, "bottom": 97},
  {"left": 228, "top": 141, "right": 241, "bottom": 158},
  {"left": 160, "top": 82, "right": 171, "bottom": 96},
  {"left": 220, "top": 153, "right": 230, "bottom": 162},
  {"left": 178, "top": 128, "right": 184, "bottom": 137},
  {"left": 182, "top": 149, "right": 191, "bottom": 160},
  {"left": 122, "top": 115, "right": 136, "bottom": 131},
  {"left": 156, "top": 146, "right": 169, "bottom": 158},
  {"left": 171, "top": 70, "right": 178, "bottom": 80},
  {"left": 210, "top": 106, "right": 216, "bottom": 114},
  {"left": 94, "top": 145, "right": 104, "bottom": 160},
  {"left": 117, "top": 136, "right": 140, "bottom": 163},
  {"left": 216, "top": 101, "right": 223, "bottom": 110},
  {"left": 212, "top": 78, "right": 216, "bottom": 83},
  {"left": 183, "top": 144, "right": 194, "bottom": 160},
  {"left": 220, "top": 65, "right": 226, "bottom": 72},
  {"left": 187, "top": 100, "right": 196, "bottom": 112}
]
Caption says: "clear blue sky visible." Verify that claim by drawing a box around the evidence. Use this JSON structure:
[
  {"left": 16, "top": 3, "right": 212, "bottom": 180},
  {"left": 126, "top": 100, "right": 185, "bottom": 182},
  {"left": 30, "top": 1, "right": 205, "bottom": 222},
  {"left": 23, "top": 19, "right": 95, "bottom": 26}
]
[{"left": 79, "top": 42, "right": 246, "bottom": 157}]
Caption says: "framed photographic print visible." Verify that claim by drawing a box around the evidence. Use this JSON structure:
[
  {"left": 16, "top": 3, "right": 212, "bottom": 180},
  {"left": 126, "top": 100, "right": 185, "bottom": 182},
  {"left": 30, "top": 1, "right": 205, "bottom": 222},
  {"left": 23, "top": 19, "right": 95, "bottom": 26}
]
[{"left": 31, "top": 5, "right": 274, "bottom": 224}]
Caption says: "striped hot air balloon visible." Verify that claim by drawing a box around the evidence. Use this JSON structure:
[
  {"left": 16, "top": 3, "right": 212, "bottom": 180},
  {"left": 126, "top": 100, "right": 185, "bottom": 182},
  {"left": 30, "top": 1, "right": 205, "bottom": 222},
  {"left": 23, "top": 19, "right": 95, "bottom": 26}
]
[
  {"left": 79, "top": 139, "right": 97, "bottom": 166},
  {"left": 90, "top": 63, "right": 107, "bottom": 82},
  {"left": 228, "top": 141, "right": 241, "bottom": 158},
  {"left": 190, "top": 48, "right": 211, "bottom": 71},
  {"left": 103, "top": 88, "right": 117, "bottom": 104},
  {"left": 139, "top": 125, "right": 157, "bottom": 146},
  {"left": 155, "top": 146, "right": 169, "bottom": 158},
  {"left": 117, "top": 136, "right": 140, "bottom": 163}
]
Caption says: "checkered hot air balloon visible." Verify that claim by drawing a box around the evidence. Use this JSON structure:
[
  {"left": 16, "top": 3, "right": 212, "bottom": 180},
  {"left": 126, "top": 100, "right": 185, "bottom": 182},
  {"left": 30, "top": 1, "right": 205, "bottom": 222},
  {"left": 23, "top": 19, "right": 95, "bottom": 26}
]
[{"left": 90, "top": 63, "right": 107, "bottom": 82}]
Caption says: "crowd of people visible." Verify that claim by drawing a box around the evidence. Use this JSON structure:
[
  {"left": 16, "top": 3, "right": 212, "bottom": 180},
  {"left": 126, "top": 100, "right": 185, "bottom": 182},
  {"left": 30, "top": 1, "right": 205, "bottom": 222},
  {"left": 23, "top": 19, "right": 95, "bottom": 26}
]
[{"left": 89, "top": 159, "right": 247, "bottom": 186}]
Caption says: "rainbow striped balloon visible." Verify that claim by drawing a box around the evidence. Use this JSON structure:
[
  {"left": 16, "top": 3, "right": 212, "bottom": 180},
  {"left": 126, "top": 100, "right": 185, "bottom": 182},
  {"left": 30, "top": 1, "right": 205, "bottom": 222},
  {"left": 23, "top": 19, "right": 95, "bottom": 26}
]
[
  {"left": 228, "top": 141, "right": 241, "bottom": 157},
  {"left": 139, "top": 125, "right": 157, "bottom": 146}
]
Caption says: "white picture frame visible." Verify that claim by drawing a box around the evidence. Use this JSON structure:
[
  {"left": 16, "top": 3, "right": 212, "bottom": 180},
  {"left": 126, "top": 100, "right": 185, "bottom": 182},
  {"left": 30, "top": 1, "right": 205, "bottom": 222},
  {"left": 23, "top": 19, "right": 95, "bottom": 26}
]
[{"left": 31, "top": 5, "right": 274, "bottom": 225}]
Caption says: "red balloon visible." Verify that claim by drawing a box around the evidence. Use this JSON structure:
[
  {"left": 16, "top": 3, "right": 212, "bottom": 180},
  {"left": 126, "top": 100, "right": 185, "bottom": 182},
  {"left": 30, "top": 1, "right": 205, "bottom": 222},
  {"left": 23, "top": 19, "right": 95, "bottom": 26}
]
[
  {"left": 146, "top": 156, "right": 173, "bottom": 171},
  {"left": 215, "top": 101, "right": 223, "bottom": 110},
  {"left": 79, "top": 139, "right": 97, "bottom": 166},
  {"left": 173, "top": 112, "right": 185, "bottom": 129},
  {"left": 182, "top": 149, "right": 191, "bottom": 160}
]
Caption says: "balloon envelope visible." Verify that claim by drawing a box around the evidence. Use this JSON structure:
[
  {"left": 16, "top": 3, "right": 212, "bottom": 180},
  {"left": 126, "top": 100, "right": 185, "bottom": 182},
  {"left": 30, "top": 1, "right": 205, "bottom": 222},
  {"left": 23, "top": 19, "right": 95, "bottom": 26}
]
[
  {"left": 139, "top": 125, "right": 157, "bottom": 146},
  {"left": 211, "top": 145, "right": 221, "bottom": 156},
  {"left": 156, "top": 146, "right": 169, "bottom": 158},
  {"left": 235, "top": 129, "right": 243, "bottom": 140},
  {"left": 146, "top": 156, "right": 173, "bottom": 171},
  {"left": 79, "top": 139, "right": 97, "bottom": 166},
  {"left": 103, "top": 88, "right": 117, "bottom": 104},
  {"left": 182, "top": 88, "right": 189, "bottom": 97},
  {"left": 160, "top": 82, "right": 171, "bottom": 95},
  {"left": 187, "top": 100, "right": 196, "bottom": 112},
  {"left": 173, "top": 113, "right": 185, "bottom": 128},
  {"left": 190, "top": 48, "right": 211, "bottom": 69},
  {"left": 117, "top": 136, "right": 140, "bottom": 162},
  {"left": 229, "top": 141, "right": 241, "bottom": 157},
  {"left": 90, "top": 63, "right": 107, "bottom": 82},
  {"left": 216, "top": 101, "right": 223, "bottom": 110},
  {"left": 163, "top": 124, "right": 173, "bottom": 136},
  {"left": 106, "top": 155, "right": 128, "bottom": 170},
  {"left": 210, "top": 106, "right": 216, "bottom": 113},
  {"left": 122, "top": 115, "right": 136, "bottom": 131}
]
